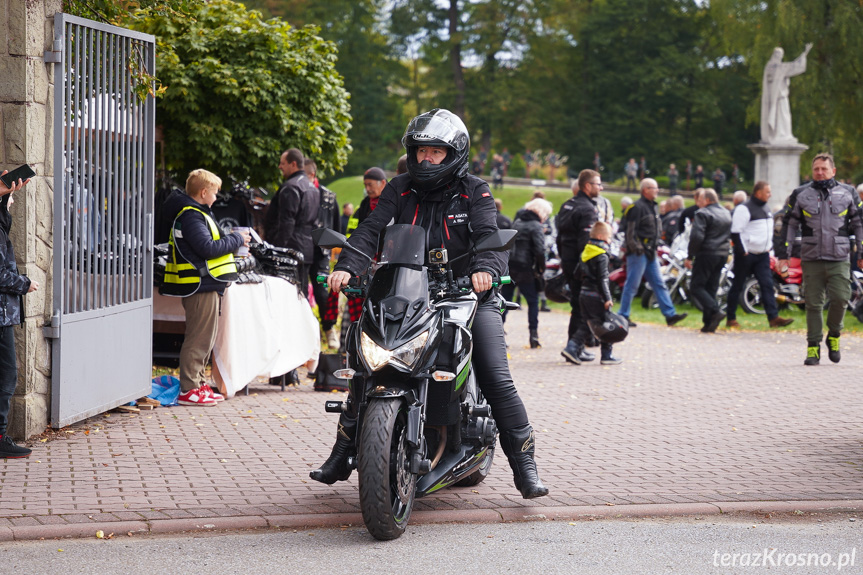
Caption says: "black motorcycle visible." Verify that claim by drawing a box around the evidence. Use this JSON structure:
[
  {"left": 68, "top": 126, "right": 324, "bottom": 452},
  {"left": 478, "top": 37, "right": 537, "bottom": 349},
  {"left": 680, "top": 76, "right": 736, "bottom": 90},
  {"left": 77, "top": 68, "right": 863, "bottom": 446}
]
[{"left": 312, "top": 224, "right": 516, "bottom": 540}]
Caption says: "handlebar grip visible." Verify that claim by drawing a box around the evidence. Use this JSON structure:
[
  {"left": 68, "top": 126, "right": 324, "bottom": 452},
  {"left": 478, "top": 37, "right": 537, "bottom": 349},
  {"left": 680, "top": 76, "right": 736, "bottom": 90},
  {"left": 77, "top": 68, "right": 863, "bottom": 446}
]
[
  {"left": 316, "top": 274, "right": 328, "bottom": 285},
  {"left": 492, "top": 275, "right": 511, "bottom": 288},
  {"left": 342, "top": 287, "right": 364, "bottom": 296}
]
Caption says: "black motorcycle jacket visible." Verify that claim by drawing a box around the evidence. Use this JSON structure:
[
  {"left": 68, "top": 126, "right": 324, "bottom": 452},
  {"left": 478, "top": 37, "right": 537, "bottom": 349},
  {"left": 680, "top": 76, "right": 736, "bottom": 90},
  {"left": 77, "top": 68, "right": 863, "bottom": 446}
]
[
  {"left": 555, "top": 191, "right": 598, "bottom": 264},
  {"left": 0, "top": 196, "right": 29, "bottom": 327},
  {"left": 688, "top": 202, "right": 732, "bottom": 258},
  {"left": 509, "top": 209, "right": 545, "bottom": 275},
  {"left": 579, "top": 238, "right": 612, "bottom": 303},
  {"left": 625, "top": 195, "right": 661, "bottom": 258},
  {"left": 263, "top": 170, "right": 320, "bottom": 263},
  {"left": 335, "top": 173, "right": 507, "bottom": 281}
]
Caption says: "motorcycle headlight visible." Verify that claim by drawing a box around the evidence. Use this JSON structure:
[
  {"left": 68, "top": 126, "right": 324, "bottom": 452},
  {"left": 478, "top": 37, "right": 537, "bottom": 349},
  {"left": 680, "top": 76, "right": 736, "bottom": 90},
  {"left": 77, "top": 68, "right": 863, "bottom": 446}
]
[{"left": 361, "top": 331, "right": 429, "bottom": 371}]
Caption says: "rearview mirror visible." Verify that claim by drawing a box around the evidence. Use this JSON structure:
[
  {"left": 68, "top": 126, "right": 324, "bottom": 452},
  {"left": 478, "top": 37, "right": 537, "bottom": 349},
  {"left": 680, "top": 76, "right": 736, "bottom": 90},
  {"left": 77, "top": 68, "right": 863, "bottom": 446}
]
[
  {"left": 312, "top": 228, "right": 348, "bottom": 249},
  {"left": 473, "top": 229, "right": 518, "bottom": 254}
]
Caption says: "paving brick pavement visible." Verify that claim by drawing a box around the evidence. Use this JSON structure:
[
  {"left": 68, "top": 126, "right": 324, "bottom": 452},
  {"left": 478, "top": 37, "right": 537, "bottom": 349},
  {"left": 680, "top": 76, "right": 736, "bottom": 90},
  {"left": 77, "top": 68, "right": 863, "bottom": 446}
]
[{"left": 2, "top": 309, "right": 863, "bottom": 540}]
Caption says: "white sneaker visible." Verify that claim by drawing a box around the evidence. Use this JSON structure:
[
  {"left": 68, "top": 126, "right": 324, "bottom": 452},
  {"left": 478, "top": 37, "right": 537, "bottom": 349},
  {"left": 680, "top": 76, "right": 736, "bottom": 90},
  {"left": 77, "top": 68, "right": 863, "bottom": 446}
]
[
  {"left": 201, "top": 384, "right": 225, "bottom": 402},
  {"left": 178, "top": 387, "right": 217, "bottom": 407}
]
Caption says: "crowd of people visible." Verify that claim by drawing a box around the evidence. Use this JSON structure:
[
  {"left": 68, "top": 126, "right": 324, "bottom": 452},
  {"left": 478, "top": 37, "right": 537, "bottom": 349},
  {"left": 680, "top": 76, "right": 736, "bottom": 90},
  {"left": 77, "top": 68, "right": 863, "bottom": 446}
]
[{"left": 500, "top": 152, "right": 863, "bottom": 367}]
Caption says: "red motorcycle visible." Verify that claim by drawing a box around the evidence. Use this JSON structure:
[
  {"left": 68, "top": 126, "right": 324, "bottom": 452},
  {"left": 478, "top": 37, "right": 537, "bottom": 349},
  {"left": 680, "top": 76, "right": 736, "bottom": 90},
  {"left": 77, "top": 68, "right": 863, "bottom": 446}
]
[
  {"left": 608, "top": 241, "right": 671, "bottom": 301},
  {"left": 740, "top": 256, "right": 804, "bottom": 314}
]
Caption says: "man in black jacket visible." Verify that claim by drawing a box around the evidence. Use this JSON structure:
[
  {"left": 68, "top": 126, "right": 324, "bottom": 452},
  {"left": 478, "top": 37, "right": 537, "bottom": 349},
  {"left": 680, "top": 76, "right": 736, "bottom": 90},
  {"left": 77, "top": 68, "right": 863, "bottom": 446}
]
[
  {"left": 685, "top": 189, "right": 731, "bottom": 332},
  {"left": 556, "top": 170, "right": 602, "bottom": 364},
  {"left": 304, "top": 158, "right": 340, "bottom": 347},
  {"left": 264, "top": 148, "right": 320, "bottom": 292},
  {"left": 618, "top": 179, "right": 687, "bottom": 326},
  {"left": 0, "top": 175, "right": 35, "bottom": 458}
]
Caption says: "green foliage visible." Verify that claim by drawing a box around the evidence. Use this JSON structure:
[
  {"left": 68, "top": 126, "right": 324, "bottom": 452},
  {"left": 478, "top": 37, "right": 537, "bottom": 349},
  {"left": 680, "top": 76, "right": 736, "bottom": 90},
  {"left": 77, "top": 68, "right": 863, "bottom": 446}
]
[
  {"left": 508, "top": 153, "right": 526, "bottom": 178},
  {"left": 710, "top": 0, "right": 863, "bottom": 179},
  {"left": 129, "top": 0, "right": 351, "bottom": 186},
  {"left": 64, "top": 0, "right": 197, "bottom": 26}
]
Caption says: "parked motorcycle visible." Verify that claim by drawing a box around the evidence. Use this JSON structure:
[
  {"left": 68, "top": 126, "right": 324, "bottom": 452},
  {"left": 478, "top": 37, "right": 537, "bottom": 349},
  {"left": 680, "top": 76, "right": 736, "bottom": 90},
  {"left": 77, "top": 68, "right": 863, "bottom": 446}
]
[
  {"left": 741, "top": 256, "right": 804, "bottom": 315},
  {"left": 312, "top": 224, "right": 516, "bottom": 540},
  {"left": 742, "top": 256, "right": 863, "bottom": 322}
]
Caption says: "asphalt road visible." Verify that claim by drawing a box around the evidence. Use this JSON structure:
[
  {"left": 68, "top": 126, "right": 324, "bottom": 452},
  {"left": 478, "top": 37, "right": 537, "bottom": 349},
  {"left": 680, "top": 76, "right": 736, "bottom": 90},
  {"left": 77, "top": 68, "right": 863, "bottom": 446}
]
[{"left": 3, "top": 515, "right": 861, "bottom": 575}]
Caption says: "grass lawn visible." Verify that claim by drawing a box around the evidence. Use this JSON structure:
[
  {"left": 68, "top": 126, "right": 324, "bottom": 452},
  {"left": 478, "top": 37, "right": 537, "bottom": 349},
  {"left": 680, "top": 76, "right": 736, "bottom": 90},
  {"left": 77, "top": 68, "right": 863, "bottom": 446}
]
[
  {"left": 544, "top": 298, "right": 863, "bottom": 334},
  {"left": 326, "top": 176, "right": 676, "bottom": 221}
]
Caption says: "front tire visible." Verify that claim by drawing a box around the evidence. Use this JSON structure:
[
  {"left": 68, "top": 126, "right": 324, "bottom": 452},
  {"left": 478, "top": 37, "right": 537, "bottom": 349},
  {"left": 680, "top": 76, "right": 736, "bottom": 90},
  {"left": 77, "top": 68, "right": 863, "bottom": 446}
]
[
  {"left": 358, "top": 398, "right": 416, "bottom": 541},
  {"left": 741, "top": 278, "right": 766, "bottom": 314}
]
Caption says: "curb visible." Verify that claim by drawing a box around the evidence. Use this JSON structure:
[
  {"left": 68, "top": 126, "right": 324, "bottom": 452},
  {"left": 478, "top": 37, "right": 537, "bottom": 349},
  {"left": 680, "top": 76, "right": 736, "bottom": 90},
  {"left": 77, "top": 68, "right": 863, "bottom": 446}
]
[{"left": 4, "top": 500, "right": 862, "bottom": 542}]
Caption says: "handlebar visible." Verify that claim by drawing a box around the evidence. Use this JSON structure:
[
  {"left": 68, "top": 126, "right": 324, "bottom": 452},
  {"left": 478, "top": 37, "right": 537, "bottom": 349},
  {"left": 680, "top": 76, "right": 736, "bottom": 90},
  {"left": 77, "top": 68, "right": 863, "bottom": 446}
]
[{"left": 318, "top": 272, "right": 511, "bottom": 298}]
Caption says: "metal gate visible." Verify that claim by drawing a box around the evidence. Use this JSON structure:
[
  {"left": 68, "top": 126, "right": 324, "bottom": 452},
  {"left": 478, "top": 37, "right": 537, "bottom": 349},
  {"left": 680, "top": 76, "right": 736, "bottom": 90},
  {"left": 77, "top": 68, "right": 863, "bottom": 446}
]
[{"left": 48, "top": 14, "right": 155, "bottom": 427}]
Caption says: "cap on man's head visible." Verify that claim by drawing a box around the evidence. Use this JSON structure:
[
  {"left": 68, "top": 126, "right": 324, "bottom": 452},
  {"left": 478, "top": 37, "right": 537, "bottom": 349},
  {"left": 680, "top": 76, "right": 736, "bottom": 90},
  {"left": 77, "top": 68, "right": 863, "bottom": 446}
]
[{"left": 364, "top": 167, "right": 386, "bottom": 182}]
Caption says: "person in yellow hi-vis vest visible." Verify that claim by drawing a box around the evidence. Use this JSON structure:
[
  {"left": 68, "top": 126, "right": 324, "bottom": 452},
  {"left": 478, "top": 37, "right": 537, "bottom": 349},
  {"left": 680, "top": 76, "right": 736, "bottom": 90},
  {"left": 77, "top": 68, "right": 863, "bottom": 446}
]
[{"left": 161, "top": 169, "right": 250, "bottom": 406}]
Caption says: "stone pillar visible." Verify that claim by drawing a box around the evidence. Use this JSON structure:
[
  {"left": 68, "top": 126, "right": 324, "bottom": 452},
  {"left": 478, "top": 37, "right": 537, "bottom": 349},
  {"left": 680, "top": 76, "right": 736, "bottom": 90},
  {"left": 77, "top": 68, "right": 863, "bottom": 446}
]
[
  {"left": 1, "top": 0, "right": 60, "bottom": 439},
  {"left": 748, "top": 141, "right": 809, "bottom": 210}
]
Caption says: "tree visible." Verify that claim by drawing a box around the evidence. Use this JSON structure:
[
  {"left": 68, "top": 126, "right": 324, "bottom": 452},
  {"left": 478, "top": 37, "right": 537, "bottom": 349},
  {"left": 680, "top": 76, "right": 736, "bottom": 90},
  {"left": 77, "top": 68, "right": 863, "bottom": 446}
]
[
  {"left": 242, "top": 0, "right": 406, "bottom": 175},
  {"left": 711, "top": 0, "right": 863, "bottom": 178},
  {"left": 130, "top": 0, "right": 351, "bottom": 185}
]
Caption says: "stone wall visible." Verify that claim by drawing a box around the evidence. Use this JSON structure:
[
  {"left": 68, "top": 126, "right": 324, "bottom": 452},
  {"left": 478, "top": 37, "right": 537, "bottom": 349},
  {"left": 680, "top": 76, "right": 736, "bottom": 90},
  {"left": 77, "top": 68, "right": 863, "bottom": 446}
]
[{"left": 2, "top": 0, "right": 61, "bottom": 439}]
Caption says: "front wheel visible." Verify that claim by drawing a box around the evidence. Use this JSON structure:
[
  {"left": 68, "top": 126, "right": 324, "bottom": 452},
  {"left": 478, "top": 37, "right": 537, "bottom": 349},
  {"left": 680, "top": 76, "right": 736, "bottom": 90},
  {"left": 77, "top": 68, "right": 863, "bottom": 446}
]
[
  {"left": 741, "top": 278, "right": 767, "bottom": 314},
  {"left": 358, "top": 398, "right": 416, "bottom": 541}
]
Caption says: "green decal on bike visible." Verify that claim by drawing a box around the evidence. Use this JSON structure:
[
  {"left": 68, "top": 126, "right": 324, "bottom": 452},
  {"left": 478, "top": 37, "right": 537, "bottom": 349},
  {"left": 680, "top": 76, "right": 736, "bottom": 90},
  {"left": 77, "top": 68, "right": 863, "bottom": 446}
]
[{"left": 455, "top": 360, "right": 470, "bottom": 391}]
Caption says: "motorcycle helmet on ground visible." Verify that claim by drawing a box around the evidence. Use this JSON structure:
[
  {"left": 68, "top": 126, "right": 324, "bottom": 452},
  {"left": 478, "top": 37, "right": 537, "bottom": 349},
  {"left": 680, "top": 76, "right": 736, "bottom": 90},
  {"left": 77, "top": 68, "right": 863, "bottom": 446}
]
[
  {"left": 402, "top": 108, "right": 470, "bottom": 193},
  {"left": 588, "top": 310, "right": 629, "bottom": 344}
]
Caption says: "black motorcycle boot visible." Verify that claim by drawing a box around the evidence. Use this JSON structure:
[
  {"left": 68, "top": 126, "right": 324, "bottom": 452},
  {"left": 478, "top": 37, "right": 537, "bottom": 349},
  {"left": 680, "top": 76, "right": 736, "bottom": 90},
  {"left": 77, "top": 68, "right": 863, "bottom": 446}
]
[
  {"left": 529, "top": 329, "right": 541, "bottom": 349},
  {"left": 309, "top": 414, "right": 356, "bottom": 484},
  {"left": 499, "top": 424, "right": 549, "bottom": 499},
  {"left": 561, "top": 339, "right": 583, "bottom": 364}
]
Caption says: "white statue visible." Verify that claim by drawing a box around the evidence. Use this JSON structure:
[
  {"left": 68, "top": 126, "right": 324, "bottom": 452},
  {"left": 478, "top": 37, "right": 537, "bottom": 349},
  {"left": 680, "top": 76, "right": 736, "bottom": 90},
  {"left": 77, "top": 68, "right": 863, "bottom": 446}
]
[{"left": 760, "top": 43, "right": 812, "bottom": 144}]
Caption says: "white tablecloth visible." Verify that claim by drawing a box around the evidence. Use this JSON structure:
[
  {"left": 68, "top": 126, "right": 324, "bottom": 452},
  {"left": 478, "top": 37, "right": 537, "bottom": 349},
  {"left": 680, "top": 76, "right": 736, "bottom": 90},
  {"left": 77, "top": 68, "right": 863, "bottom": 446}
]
[{"left": 153, "top": 276, "right": 320, "bottom": 398}]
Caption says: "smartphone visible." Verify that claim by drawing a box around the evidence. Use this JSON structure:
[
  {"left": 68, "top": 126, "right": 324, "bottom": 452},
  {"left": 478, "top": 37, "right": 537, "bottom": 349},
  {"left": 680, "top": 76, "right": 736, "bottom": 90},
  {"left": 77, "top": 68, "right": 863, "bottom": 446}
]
[{"left": 0, "top": 164, "right": 36, "bottom": 188}]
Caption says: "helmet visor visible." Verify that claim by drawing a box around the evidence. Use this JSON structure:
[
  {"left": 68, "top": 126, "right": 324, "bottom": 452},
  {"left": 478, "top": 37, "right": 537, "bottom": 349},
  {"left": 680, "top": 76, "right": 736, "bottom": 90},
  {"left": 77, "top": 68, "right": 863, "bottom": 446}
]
[{"left": 403, "top": 113, "right": 469, "bottom": 151}]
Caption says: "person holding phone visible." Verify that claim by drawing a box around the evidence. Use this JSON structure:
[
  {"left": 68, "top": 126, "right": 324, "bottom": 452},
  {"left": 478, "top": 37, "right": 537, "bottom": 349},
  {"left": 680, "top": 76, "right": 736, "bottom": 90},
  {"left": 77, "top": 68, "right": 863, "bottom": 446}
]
[{"left": 0, "top": 170, "right": 36, "bottom": 457}]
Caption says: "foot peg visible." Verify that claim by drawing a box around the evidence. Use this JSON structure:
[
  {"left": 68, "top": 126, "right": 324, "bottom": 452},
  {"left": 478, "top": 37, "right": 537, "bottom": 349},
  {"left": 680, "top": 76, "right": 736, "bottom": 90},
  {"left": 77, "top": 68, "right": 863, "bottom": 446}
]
[{"left": 324, "top": 400, "right": 345, "bottom": 413}]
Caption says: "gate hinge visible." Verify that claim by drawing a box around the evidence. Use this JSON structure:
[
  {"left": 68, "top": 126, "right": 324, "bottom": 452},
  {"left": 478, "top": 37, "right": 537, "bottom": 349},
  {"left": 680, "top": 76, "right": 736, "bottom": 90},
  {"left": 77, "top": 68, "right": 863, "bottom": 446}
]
[
  {"left": 42, "top": 313, "right": 60, "bottom": 339},
  {"left": 44, "top": 39, "right": 62, "bottom": 64}
]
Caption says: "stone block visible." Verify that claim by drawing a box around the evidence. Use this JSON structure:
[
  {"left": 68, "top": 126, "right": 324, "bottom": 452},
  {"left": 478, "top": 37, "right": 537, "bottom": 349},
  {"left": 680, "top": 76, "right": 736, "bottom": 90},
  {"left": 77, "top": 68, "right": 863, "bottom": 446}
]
[
  {"left": 0, "top": 56, "right": 28, "bottom": 101},
  {"left": 30, "top": 58, "right": 49, "bottom": 105},
  {"left": 7, "top": 392, "right": 48, "bottom": 439},
  {"left": 0, "top": 0, "right": 7, "bottom": 55},
  {"left": 9, "top": 0, "right": 45, "bottom": 58},
  {"left": 25, "top": 103, "right": 46, "bottom": 164},
  {"left": 4, "top": 104, "right": 26, "bottom": 163}
]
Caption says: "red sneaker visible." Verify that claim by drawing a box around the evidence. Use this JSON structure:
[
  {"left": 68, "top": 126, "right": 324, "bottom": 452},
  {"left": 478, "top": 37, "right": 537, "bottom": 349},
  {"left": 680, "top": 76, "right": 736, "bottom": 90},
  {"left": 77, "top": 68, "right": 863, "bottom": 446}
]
[
  {"left": 201, "top": 384, "right": 224, "bottom": 403},
  {"left": 178, "top": 387, "right": 217, "bottom": 407}
]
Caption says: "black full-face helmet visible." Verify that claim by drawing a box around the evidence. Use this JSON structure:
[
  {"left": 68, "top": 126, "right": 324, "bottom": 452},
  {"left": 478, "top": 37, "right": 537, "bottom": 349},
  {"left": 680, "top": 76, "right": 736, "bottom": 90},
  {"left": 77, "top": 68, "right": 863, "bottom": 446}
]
[{"left": 402, "top": 108, "right": 470, "bottom": 193}]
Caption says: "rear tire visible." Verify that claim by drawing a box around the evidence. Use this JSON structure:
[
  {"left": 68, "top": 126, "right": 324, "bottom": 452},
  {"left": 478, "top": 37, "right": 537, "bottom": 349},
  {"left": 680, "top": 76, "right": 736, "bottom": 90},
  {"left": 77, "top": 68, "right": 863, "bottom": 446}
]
[{"left": 358, "top": 398, "right": 416, "bottom": 541}]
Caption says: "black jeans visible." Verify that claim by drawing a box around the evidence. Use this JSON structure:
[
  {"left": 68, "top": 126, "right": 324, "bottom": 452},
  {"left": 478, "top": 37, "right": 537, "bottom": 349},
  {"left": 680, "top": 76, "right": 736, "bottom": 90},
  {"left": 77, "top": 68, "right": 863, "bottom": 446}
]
[
  {"left": 562, "top": 259, "right": 590, "bottom": 344},
  {"left": 308, "top": 265, "right": 335, "bottom": 331},
  {"left": 726, "top": 252, "right": 778, "bottom": 321},
  {"left": 502, "top": 266, "right": 539, "bottom": 330},
  {"left": 471, "top": 298, "right": 529, "bottom": 431},
  {"left": 690, "top": 253, "right": 725, "bottom": 323},
  {"left": 0, "top": 326, "right": 17, "bottom": 436}
]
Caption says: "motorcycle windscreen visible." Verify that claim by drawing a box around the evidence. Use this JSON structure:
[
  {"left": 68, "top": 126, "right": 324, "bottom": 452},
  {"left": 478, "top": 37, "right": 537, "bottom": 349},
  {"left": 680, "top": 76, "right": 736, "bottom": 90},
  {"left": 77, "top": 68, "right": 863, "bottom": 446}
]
[{"left": 378, "top": 224, "right": 426, "bottom": 267}]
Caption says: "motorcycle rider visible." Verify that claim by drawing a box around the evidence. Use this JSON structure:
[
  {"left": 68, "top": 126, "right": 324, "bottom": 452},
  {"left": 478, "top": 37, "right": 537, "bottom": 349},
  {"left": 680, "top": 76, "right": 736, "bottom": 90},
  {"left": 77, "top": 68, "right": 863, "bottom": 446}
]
[
  {"left": 310, "top": 109, "right": 549, "bottom": 499},
  {"left": 781, "top": 153, "right": 863, "bottom": 365}
]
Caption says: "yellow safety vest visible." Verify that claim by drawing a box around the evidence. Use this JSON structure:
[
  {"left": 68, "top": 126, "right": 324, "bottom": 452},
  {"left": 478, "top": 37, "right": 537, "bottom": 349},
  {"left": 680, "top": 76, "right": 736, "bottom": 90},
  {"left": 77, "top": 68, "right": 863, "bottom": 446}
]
[
  {"left": 344, "top": 215, "right": 359, "bottom": 238},
  {"left": 161, "top": 206, "right": 239, "bottom": 297}
]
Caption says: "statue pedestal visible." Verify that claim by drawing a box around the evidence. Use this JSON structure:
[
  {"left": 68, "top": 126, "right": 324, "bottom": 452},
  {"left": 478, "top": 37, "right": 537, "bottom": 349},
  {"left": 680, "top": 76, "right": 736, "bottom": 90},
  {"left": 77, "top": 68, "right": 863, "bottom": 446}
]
[{"left": 748, "top": 141, "right": 808, "bottom": 210}]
